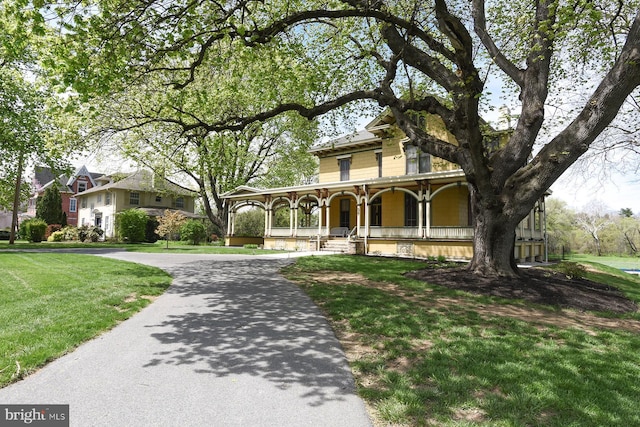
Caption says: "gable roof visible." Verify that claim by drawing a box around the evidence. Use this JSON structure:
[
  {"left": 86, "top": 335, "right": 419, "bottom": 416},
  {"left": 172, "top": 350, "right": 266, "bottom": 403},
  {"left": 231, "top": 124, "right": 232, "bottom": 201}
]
[
  {"left": 66, "top": 165, "right": 97, "bottom": 188},
  {"left": 33, "top": 165, "right": 105, "bottom": 194},
  {"left": 33, "top": 166, "right": 57, "bottom": 190},
  {"left": 75, "top": 170, "right": 196, "bottom": 197}
]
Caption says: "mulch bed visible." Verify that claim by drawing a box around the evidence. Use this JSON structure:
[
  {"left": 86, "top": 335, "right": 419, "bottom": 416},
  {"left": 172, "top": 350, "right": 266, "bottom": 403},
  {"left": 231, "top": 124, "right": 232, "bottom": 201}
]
[{"left": 406, "top": 267, "right": 638, "bottom": 314}]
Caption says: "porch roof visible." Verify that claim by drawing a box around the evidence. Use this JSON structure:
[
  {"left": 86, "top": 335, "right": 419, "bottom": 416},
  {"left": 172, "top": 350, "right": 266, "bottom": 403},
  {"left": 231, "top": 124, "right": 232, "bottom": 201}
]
[{"left": 221, "top": 169, "right": 466, "bottom": 201}]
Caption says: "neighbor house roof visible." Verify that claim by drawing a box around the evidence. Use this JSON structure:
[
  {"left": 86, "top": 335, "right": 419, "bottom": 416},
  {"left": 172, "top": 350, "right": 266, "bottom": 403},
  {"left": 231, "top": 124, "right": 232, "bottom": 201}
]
[
  {"left": 75, "top": 170, "right": 196, "bottom": 197},
  {"left": 34, "top": 165, "right": 104, "bottom": 194}
]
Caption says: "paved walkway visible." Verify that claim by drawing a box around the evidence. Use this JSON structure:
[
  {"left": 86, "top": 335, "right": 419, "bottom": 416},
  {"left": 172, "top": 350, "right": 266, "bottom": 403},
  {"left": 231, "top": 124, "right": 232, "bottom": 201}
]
[{"left": 0, "top": 251, "right": 372, "bottom": 426}]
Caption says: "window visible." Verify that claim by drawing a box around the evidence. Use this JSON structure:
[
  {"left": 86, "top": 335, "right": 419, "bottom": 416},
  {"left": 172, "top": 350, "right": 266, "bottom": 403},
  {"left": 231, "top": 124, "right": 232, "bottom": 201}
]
[
  {"left": 405, "top": 145, "right": 431, "bottom": 174},
  {"left": 404, "top": 194, "right": 417, "bottom": 226},
  {"left": 81, "top": 198, "right": 87, "bottom": 209},
  {"left": 129, "top": 192, "right": 140, "bottom": 205},
  {"left": 69, "top": 198, "right": 77, "bottom": 213},
  {"left": 339, "top": 158, "right": 350, "bottom": 181},
  {"left": 156, "top": 195, "right": 162, "bottom": 203},
  {"left": 97, "top": 194, "right": 102, "bottom": 204},
  {"left": 175, "top": 197, "right": 184, "bottom": 208},
  {"left": 408, "top": 111, "right": 426, "bottom": 129},
  {"left": 370, "top": 197, "right": 382, "bottom": 226},
  {"left": 340, "top": 199, "right": 350, "bottom": 228},
  {"left": 78, "top": 182, "right": 87, "bottom": 193},
  {"left": 105, "top": 193, "right": 111, "bottom": 206},
  {"left": 375, "top": 151, "right": 382, "bottom": 178}
]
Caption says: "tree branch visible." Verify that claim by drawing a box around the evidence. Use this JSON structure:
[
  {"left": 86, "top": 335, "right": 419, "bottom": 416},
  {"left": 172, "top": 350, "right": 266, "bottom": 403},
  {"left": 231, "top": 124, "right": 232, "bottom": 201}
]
[{"left": 471, "top": 0, "right": 524, "bottom": 87}]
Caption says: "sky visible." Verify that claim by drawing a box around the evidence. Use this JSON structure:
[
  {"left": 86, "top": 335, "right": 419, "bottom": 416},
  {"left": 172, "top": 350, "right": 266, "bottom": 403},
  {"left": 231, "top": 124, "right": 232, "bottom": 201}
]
[{"left": 549, "top": 170, "right": 640, "bottom": 214}]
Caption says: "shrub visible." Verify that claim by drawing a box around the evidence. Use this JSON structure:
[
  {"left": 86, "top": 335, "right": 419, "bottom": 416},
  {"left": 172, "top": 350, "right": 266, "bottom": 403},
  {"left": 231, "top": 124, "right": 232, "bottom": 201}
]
[
  {"left": 557, "top": 261, "right": 587, "bottom": 280},
  {"left": 145, "top": 217, "right": 160, "bottom": 243},
  {"left": 61, "top": 226, "right": 79, "bottom": 241},
  {"left": 437, "top": 255, "right": 447, "bottom": 263},
  {"left": 243, "top": 244, "right": 259, "bottom": 249},
  {"left": 45, "top": 224, "right": 62, "bottom": 239},
  {"left": 180, "top": 220, "right": 208, "bottom": 245},
  {"left": 48, "top": 231, "right": 65, "bottom": 242},
  {"left": 78, "top": 225, "right": 104, "bottom": 242},
  {"left": 21, "top": 218, "right": 48, "bottom": 243},
  {"left": 116, "top": 209, "right": 148, "bottom": 243}
]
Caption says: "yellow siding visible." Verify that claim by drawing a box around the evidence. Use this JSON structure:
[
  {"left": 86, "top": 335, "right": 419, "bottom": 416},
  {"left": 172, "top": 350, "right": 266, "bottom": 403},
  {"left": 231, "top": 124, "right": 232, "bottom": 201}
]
[
  {"left": 431, "top": 186, "right": 469, "bottom": 226},
  {"left": 381, "top": 191, "right": 405, "bottom": 227},
  {"left": 226, "top": 236, "right": 264, "bottom": 246},
  {"left": 381, "top": 136, "right": 406, "bottom": 177},
  {"left": 316, "top": 113, "right": 470, "bottom": 182},
  {"left": 367, "top": 240, "right": 473, "bottom": 260},
  {"left": 318, "top": 156, "right": 340, "bottom": 183},
  {"left": 350, "top": 151, "right": 378, "bottom": 180}
]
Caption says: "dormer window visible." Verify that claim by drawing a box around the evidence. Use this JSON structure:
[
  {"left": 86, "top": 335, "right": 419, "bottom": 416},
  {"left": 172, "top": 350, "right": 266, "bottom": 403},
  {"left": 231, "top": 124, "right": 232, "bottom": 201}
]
[{"left": 405, "top": 145, "right": 431, "bottom": 174}]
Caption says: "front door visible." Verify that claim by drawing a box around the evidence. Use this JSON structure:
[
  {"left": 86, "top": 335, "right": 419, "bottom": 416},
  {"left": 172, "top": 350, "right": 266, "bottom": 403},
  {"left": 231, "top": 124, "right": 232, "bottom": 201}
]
[{"left": 340, "top": 199, "right": 350, "bottom": 228}]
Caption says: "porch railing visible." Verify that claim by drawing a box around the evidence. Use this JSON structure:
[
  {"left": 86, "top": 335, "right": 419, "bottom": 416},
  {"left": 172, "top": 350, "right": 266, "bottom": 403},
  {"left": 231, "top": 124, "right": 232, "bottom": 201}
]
[
  {"left": 368, "top": 227, "right": 421, "bottom": 239},
  {"left": 429, "top": 226, "right": 474, "bottom": 240},
  {"left": 267, "top": 226, "right": 542, "bottom": 241}
]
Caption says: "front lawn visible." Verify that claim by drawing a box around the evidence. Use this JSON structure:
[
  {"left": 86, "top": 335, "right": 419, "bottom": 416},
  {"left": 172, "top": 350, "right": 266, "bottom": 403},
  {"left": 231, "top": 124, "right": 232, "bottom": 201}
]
[
  {"left": 283, "top": 255, "right": 640, "bottom": 426},
  {"left": 0, "top": 240, "right": 282, "bottom": 255},
  {"left": 566, "top": 253, "right": 640, "bottom": 271},
  {"left": 0, "top": 252, "right": 171, "bottom": 388}
]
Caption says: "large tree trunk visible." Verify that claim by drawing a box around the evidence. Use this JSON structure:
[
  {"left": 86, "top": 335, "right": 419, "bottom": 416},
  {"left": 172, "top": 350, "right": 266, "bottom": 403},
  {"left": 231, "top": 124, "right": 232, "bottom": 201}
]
[
  {"left": 9, "top": 153, "right": 24, "bottom": 245},
  {"left": 467, "top": 188, "right": 521, "bottom": 278}
]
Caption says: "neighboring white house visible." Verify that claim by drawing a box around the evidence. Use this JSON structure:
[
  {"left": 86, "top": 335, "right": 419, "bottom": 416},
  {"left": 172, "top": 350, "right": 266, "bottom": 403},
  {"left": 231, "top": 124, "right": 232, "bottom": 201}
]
[
  {"left": 0, "top": 208, "right": 12, "bottom": 230},
  {"left": 75, "top": 170, "right": 198, "bottom": 238}
]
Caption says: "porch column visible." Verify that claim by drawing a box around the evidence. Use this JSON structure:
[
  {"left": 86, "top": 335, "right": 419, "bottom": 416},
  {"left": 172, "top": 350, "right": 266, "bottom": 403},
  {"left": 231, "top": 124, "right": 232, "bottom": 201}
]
[
  {"left": 356, "top": 198, "right": 362, "bottom": 237},
  {"left": 230, "top": 211, "right": 236, "bottom": 236},
  {"left": 325, "top": 203, "right": 331, "bottom": 236},
  {"left": 425, "top": 200, "right": 431, "bottom": 238},
  {"left": 227, "top": 207, "right": 233, "bottom": 236},
  {"left": 364, "top": 195, "right": 370, "bottom": 252},
  {"left": 289, "top": 205, "right": 294, "bottom": 236},
  {"left": 418, "top": 190, "right": 424, "bottom": 239},
  {"left": 293, "top": 205, "right": 298, "bottom": 237},
  {"left": 318, "top": 203, "right": 323, "bottom": 236}
]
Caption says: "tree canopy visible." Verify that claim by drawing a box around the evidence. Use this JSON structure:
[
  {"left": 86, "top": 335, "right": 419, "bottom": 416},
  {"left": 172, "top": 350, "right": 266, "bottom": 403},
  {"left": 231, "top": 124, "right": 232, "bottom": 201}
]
[
  {"left": 42, "top": 0, "right": 640, "bottom": 276},
  {"left": 0, "top": 1, "right": 83, "bottom": 242}
]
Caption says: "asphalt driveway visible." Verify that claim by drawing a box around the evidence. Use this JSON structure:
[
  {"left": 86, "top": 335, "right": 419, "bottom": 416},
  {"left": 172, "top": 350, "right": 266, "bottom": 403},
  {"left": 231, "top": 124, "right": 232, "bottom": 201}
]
[{"left": 0, "top": 252, "right": 372, "bottom": 426}]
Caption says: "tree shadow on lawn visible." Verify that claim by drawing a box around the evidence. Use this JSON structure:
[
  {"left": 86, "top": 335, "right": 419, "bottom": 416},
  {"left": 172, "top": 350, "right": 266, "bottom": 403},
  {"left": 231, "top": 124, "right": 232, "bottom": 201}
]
[
  {"left": 407, "top": 266, "right": 638, "bottom": 313},
  {"left": 142, "top": 259, "right": 357, "bottom": 407}
]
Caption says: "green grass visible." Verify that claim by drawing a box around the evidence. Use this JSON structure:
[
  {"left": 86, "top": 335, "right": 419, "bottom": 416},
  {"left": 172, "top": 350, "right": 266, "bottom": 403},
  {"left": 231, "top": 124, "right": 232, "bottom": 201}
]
[
  {"left": 0, "top": 252, "right": 171, "bottom": 388},
  {"left": 0, "top": 239, "right": 283, "bottom": 255},
  {"left": 283, "top": 255, "right": 640, "bottom": 426},
  {"left": 565, "top": 253, "right": 640, "bottom": 271}
]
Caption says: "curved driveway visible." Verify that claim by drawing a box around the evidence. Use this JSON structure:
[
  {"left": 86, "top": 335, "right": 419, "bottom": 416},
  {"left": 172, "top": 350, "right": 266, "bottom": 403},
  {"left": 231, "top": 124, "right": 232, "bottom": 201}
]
[{"left": 0, "top": 251, "right": 372, "bottom": 426}]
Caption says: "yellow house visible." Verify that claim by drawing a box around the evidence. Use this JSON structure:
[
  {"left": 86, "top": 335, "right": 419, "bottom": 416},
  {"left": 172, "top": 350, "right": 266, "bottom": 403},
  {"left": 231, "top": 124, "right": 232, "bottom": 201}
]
[{"left": 222, "top": 111, "right": 546, "bottom": 261}]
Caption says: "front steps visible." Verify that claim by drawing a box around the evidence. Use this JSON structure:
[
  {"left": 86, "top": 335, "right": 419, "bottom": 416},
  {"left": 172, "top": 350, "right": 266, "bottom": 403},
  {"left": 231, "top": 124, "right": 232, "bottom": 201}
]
[{"left": 321, "top": 238, "right": 350, "bottom": 253}]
